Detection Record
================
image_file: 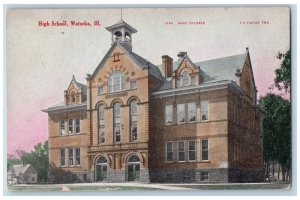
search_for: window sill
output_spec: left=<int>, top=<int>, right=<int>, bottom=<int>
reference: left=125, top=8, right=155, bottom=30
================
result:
left=165, top=123, right=173, bottom=126
left=165, top=161, right=174, bottom=163
left=200, top=160, right=210, bottom=163
left=59, top=133, right=82, bottom=137
left=188, top=121, right=196, bottom=124
left=63, top=165, right=81, bottom=168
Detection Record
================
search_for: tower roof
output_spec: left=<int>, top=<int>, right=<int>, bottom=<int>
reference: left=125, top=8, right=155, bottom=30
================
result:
left=105, top=19, right=137, bottom=33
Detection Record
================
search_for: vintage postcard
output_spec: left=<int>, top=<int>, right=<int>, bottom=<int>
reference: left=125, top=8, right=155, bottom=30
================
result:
left=6, top=7, right=291, bottom=192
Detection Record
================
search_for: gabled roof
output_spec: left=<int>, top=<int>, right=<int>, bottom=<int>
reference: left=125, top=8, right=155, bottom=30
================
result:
left=157, top=52, right=248, bottom=91
left=90, top=42, right=163, bottom=81
left=11, top=164, right=36, bottom=176
left=67, top=75, right=87, bottom=94
left=197, top=53, right=247, bottom=82
left=105, top=19, right=138, bottom=33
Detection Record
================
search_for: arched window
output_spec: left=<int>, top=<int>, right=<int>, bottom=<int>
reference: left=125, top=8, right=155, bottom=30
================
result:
left=127, top=154, right=140, bottom=181
left=113, top=102, right=121, bottom=143
left=114, top=31, right=122, bottom=41
left=98, top=105, right=105, bottom=144
left=125, top=32, right=131, bottom=41
left=96, top=156, right=107, bottom=181
left=128, top=155, right=140, bottom=162
left=130, top=100, right=138, bottom=142
left=182, top=71, right=190, bottom=86
left=108, top=71, right=125, bottom=93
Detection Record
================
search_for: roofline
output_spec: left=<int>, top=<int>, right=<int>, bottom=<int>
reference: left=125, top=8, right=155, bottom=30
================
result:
left=105, top=21, right=138, bottom=33
left=152, top=80, right=247, bottom=98
left=42, top=103, right=87, bottom=114
left=89, top=42, right=151, bottom=80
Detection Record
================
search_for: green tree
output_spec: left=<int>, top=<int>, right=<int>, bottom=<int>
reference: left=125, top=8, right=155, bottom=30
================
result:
left=259, top=93, right=291, bottom=181
left=20, top=141, right=49, bottom=183
left=274, top=50, right=291, bottom=93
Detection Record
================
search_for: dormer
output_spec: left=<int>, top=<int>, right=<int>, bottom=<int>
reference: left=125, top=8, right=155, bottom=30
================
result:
left=64, top=75, right=87, bottom=105
left=172, top=52, right=200, bottom=88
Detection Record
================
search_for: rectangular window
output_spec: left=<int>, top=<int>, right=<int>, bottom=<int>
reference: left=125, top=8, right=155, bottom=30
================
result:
left=68, top=119, right=74, bottom=134
left=75, top=118, right=80, bottom=133
left=114, top=124, right=121, bottom=142
left=130, top=80, right=136, bottom=89
left=165, top=105, right=173, bottom=124
left=190, top=76, right=195, bottom=85
left=177, top=104, right=185, bottom=123
left=75, top=148, right=80, bottom=165
left=131, top=123, right=137, bottom=141
left=166, top=142, right=173, bottom=162
left=59, top=120, right=65, bottom=135
left=201, top=139, right=209, bottom=160
left=201, top=101, right=209, bottom=121
left=99, top=126, right=105, bottom=144
left=200, top=172, right=209, bottom=181
left=68, top=148, right=74, bottom=166
left=176, top=77, right=182, bottom=87
left=97, top=85, right=103, bottom=96
left=99, top=106, right=105, bottom=144
left=60, top=149, right=65, bottom=166
left=178, top=141, right=185, bottom=162
left=188, top=140, right=196, bottom=161
left=188, top=102, right=196, bottom=122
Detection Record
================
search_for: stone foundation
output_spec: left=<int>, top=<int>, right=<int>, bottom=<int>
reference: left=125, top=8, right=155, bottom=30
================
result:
left=49, top=169, right=150, bottom=183
left=149, top=168, right=228, bottom=183
left=49, top=167, right=263, bottom=183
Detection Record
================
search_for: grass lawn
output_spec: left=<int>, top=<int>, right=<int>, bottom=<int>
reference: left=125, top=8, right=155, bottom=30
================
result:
left=166, top=183, right=290, bottom=190
left=8, top=185, right=163, bottom=192
left=7, top=182, right=291, bottom=192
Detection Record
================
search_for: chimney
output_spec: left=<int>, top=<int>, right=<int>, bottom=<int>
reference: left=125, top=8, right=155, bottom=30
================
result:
left=162, top=55, right=173, bottom=78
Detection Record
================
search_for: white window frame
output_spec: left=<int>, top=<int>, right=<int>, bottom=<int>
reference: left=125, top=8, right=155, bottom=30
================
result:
left=98, top=105, right=105, bottom=144
left=130, top=79, right=137, bottom=90
left=177, top=103, right=186, bottom=124
left=108, top=71, right=125, bottom=93
left=67, top=148, right=80, bottom=166
left=177, top=141, right=185, bottom=162
left=200, top=101, right=209, bottom=121
left=130, top=100, right=138, bottom=142
left=188, top=140, right=196, bottom=162
left=187, top=102, right=196, bottom=123
left=201, top=139, right=209, bottom=161
left=67, top=118, right=80, bottom=135
left=75, top=148, right=80, bottom=166
left=165, top=104, right=173, bottom=124
left=60, top=149, right=65, bottom=167
left=166, top=141, right=173, bottom=162
left=68, top=148, right=74, bottom=166
left=59, top=120, right=65, bottom=135
left=182, top=71, right=190, bottom=86
left=97, top=82, right=103, bottom=96
left=113, top=103, right=121, bottom=143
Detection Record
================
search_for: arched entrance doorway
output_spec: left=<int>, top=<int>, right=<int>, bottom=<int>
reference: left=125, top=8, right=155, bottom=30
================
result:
left=95, top=156, right=107, bottom=182
left=127, top=155, right=140, bottom=181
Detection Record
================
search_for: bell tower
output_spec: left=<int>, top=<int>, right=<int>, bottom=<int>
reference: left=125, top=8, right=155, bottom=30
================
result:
left=105, top=18, right=137, bottom=52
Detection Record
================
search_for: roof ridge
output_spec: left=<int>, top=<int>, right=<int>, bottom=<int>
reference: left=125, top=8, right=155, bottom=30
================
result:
left=198, top=52, right=246, bottom=63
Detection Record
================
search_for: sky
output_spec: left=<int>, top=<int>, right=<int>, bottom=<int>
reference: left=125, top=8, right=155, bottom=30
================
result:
left=6, top=7, right=290, bottom=155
